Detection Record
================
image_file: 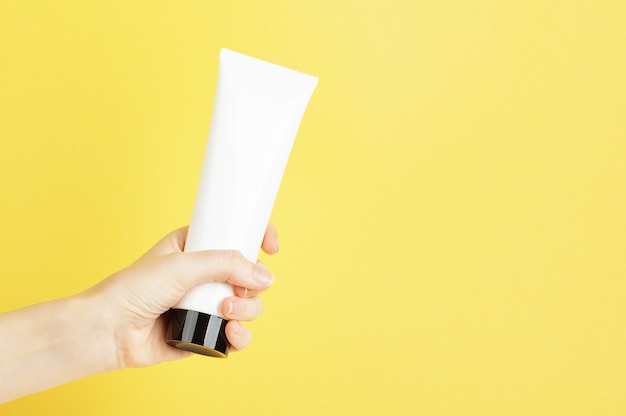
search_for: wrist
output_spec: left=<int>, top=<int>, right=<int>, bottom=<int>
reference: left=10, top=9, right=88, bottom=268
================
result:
left=64, top=292, right=120, bottom=374
left=0, top=294, right=119, bottom=403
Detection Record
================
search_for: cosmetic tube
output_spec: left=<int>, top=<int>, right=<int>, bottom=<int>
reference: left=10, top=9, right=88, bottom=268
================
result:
left=165, top=48, right=317, bottom=357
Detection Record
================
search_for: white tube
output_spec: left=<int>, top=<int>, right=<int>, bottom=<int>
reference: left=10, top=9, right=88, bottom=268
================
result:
left=165, top=48, right=317, bottom=357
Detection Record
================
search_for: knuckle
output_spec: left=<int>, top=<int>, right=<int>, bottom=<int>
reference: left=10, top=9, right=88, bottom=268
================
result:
left=220, top=249, right=239, bottom=266
left=168, top=252, right=187, bottom=269
left=218, top=250, right=245, bottom=282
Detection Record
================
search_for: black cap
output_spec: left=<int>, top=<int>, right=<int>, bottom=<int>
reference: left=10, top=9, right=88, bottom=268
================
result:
left=166, top=309, right=229, bottom=358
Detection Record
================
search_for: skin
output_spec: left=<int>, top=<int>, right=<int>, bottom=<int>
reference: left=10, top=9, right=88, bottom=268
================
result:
left=0, top=224, right=279, bottom=404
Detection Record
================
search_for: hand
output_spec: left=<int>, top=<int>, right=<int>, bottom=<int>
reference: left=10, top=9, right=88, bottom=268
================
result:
left=0, top=225, right=279, bottom=403
left=82, top=224, right=279, bottom=369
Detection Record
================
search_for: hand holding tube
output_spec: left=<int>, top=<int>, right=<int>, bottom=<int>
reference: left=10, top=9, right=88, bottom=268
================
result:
left=0, top=225, right=278, bottom=403
left=87, top=225, right=279, bottom=367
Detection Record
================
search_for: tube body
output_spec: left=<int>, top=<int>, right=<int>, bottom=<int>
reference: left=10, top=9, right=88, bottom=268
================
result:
left=166, top=48, right=317, bottom=357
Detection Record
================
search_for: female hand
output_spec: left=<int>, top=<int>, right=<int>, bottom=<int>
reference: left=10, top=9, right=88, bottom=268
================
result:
left=82, top=224, right=280, bottom=369
left=0, top=225, right=279, bottom=403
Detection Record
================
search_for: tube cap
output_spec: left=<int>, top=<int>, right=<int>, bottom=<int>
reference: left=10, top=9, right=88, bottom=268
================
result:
left=166, top=309, right=230, bottom=358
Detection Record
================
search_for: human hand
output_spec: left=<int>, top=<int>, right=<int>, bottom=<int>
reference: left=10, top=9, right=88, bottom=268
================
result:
left=0, top=225, right=279, bottom=403
left=81, top=225, right=279, bottom=370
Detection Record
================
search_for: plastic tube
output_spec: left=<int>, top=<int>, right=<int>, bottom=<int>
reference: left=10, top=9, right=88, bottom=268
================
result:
left=165, top=48, right=317, bottom=357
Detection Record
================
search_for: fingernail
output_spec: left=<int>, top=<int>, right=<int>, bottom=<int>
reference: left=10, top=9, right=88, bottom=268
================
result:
left=232, top=321, right=239, bottom=334
left=227, top=300, right=234, bottom=314
left=243, top=287, right=248, bottom=296
left=254, top=263, right=274, bottom=286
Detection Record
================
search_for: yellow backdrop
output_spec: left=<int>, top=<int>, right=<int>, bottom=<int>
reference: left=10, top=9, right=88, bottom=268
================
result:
left=1, top=1, right=625, bottom=415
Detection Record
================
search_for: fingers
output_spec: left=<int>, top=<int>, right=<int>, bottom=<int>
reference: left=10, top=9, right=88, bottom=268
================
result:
left=232, top=261, right=273, bottom=297
left=163, top=250, right=274, bottom=293
left=261, top=223, right=279, bottom=255
left=225, top=321, right=252, bottom=352
left=221, top=296, right=263, bottom=322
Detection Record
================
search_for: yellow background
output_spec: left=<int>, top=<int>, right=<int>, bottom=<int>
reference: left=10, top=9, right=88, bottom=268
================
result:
left=1, top=1, right=625, bottom=414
